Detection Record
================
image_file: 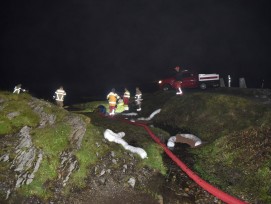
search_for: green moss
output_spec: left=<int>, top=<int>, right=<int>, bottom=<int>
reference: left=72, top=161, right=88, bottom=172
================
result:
left=70, top=124, right=109, bottom=187
left=147, top=89, right=271, bottom=202
left=31, top=123, right=70, bottom=153
left=18, top=123, right=71, bottom=197
left=2, top=89, right=271, bottom=203
left=88, top=113, right=168, bottom=176
left=19, top=158, right=58, bottom=198
left=71, top=100, right=125, bottom=114
left=72, top=101, right=107, bottom=111
left=154, top=92, right=268, bottom=141
left=142, top=143, right=167, bottom=175
left=0, top=99, right=40, bottom=134
left=0, top=117, right=12, bottom=135
left=191, top=126, right=271, bottom=202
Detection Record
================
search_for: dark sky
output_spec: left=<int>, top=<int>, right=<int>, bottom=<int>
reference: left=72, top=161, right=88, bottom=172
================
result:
left=1, top=0, right=271, bottom=103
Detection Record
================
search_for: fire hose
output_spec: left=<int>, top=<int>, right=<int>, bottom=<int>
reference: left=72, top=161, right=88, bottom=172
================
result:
left=108, top=115, right=248, bottom=204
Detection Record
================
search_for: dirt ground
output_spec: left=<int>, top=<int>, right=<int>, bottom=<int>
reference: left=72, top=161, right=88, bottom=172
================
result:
left=51, top=144, right=222, bottom=204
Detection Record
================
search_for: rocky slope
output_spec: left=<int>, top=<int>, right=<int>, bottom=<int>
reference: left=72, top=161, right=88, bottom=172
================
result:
left=1, top=91, right=215, bottom=204
left=1, top=88, right=271, bottom=203
left=0, top=92, right=88, bottom=202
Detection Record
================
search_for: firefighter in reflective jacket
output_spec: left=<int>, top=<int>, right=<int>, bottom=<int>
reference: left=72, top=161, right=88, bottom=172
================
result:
left=54, top=86, right=66, bottom=108
left=13, top=84, right=26, bottom=94
left=173, top=66, right=183, bottom=95
left=123, top=88, right=130, bottom=111
left=135, top=87, right=142, bottom=111
left=107, top=88, right=120, bottom=116
left=174, top=81, right=183, bottom=95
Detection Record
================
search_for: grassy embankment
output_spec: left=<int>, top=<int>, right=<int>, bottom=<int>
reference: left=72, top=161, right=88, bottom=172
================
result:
left=145, top=89, right=271, bottom=203
left=0, top=91, right=167, bottom=201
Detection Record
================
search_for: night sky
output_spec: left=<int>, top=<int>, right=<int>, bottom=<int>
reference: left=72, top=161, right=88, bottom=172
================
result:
left=1, top=0, right=271, bottom=104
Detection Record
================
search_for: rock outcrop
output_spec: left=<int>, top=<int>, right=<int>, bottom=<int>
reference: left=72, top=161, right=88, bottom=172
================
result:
left=0, top=96, right=88, bottom=201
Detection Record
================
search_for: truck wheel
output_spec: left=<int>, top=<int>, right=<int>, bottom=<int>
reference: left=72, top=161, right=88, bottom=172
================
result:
left=200, top=83, right=207, bottom=90
left=162, top=84, right=171, bottom=91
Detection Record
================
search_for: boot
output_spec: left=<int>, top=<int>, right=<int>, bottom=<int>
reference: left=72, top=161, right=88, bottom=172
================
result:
left=176, top=88, right=183, bottom=95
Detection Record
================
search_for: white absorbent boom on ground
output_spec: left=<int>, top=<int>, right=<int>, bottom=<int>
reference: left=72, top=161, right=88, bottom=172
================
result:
left=167, top=134, right=202, bottom=148
left=104, top=129, right=147, bottom=159
left=137, top=109, right=161, bottom=121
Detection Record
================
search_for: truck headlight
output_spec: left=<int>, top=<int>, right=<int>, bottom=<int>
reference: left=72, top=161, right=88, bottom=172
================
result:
left=158, top=80, right=162, bottom=84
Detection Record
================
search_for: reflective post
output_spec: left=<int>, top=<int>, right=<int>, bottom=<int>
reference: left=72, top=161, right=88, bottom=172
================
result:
left=228, top=75, right=231, bottom=87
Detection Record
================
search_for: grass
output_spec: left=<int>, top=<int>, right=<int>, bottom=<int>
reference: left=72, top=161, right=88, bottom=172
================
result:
left=19, top=122, right=71, bottom=197
left=191, top=126, right=271, bottom=202
left=142, top=143, right=167, bottom=175
left=20, top=159, right=58, bottom=198
left=2, top=88, right=271, bottom=203
left=0, top=93, right=40, bottom=135
left=31, top=123, right=71, bottom=153
left=87, top=112, right=168, bottom=175
left=0, top=91, right=77, bottom=198
left=71, top=100, right=107, bottom=112
left=69, top=124, right=109, bottom=187
left=144, top=89, right=271, bottom=203
left=153, top=92, right=269, bottom=141
left=71, top=100, right=125, bottom=113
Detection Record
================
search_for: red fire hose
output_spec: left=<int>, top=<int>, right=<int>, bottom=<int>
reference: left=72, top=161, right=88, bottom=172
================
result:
left=114, top=117, right=248, bottom=204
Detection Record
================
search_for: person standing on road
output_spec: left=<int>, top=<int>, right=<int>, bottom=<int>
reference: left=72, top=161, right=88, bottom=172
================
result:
left=54, top=86, right=66, bottom=108
left=107, top=88, right=120, bottom=116
left=123, top=88, right=130, bottom=111
left=135, top=87, right=143, bottom=111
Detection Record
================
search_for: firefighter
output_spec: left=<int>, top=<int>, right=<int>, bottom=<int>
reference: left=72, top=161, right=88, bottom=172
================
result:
left=107, top=88, right=120, bottom=116
left=13, top=84, right=26, bottom=94
left=54, top=86, right=66, bottom=108
left=174, top=66, right=181, bottom=73
left=174, top=81, right=183, bottom=95
left=135, top=87, right=142, bottom=111
left=173, top=66, right=183, bottom=95
left=123, top=88, right=130, bottom=111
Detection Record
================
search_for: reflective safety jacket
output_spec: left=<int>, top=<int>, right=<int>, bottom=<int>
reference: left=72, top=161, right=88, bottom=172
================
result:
left=135, top=89, right=142, bottom=101
left=123, top=90, right=130, bottom=99
left=55, top=89, right=66, bottom=101
left=13, top=85, right=25, bottom=94
left=13, top=86, right=22, bottom=94
left=107, top=92, right=120, bottom=106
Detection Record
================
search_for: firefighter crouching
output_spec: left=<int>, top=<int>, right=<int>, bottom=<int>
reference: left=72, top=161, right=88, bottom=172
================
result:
left=54, top=86, right=66, bottom=108
left=107, top=88, right=120, bottom=116
left=13, top=84, right=26, bottom=94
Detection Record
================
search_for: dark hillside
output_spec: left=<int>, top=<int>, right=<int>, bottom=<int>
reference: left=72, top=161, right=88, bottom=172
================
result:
left=70, top=87, right=271, bottom=203
left=1, top=88, right=271, bottom=203
left=142, top=88, right=271, bottom=203
left=153, top=91, right=269, bottom=141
